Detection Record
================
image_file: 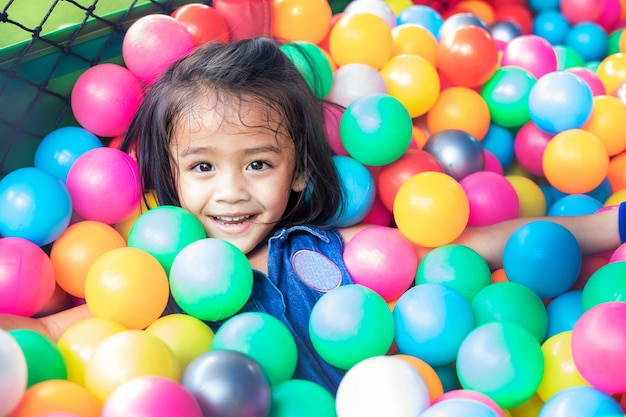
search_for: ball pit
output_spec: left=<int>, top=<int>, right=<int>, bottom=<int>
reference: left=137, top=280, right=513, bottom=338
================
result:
left=5, top=0, right=626, bottom=415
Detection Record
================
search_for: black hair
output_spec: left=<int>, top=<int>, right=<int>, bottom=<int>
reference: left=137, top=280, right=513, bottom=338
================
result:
left=120, top=37, right=343, bottom=229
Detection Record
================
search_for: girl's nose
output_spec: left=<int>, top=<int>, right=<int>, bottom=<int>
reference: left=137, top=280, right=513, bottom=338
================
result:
left=212, top=170, right=249, bottom=203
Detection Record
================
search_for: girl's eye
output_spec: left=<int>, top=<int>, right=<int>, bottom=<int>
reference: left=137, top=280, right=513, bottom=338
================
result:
left=193, top=162, right=213, bottom=172
left=248, top=161, right=269, bottom=171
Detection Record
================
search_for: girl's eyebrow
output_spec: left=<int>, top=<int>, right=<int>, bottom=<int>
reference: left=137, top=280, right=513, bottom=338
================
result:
left=177, top=144, right=284, bottom=158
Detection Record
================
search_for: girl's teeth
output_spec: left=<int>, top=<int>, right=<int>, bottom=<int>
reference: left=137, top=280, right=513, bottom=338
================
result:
left=215, top=215, right=250, bottom=222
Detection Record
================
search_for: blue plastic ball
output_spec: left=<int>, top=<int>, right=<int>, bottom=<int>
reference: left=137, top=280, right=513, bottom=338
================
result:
left=34, top=126, right=103, bottom=183
left=538, top=386, right=623, bottom=417
left=0, top=167, right=72, bottom=246
left=330, top=155, right=375, bottom=227
left=393, top=283, right=475, bottom=367
left=565, top=22, right=609, bottom=63
left=502, top=220, right=582, bottom=299
left=481, top=123, right=515, bottom=170
left=396, top=5, right=444, bottom=38
left=547, top=194, right=603, bottom=216
left=532, top=10, right=570, bottom=46
left=545, top=290, right=583, bottom=339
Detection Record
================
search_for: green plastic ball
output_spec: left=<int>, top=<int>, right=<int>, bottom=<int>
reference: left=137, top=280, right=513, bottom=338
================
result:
left=481, top=66, right=536, bottom=128
left=9, top=329, right=67, bottom=386
left=582, top=261, right=626, bottom=311
left=270, top=379, right=337, bottom=417
left=280, top=41, right=333, bottom=100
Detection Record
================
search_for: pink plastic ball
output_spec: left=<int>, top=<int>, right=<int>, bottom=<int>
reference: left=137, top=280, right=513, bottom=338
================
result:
left=323, top=102, right=348, bottom=157
left=101, top=376, right=202, bottom=417
left=0, top=237, right=56, bottom=316
left=433, top=389, right=507, bottom=417
left=71, top=64, right=144, bottom=137
left=122, top=14, right=194, bottom=84
left=460, top=171, right=520, bottom=227
left=361, top=194, right=392, bottom=226
left=566, top=67, right=606, bottom=96
left=483, top=150, right=504, bottom=175
left=609, top=242, right=626, bottom=262
left=343, top=226, right=417, bottom=301
left=501, top=34, right=558, bottom=79
left=326, top=63, right=388, bottom=108
left=597, top=0, right=622, bottom=32
left=514, top=121, right=554, bottom=177
left=572, top=301, right=626, bottom=393
left=560, top=0, right=604, bottom=24
left=66, top=147, right=141, bottom=225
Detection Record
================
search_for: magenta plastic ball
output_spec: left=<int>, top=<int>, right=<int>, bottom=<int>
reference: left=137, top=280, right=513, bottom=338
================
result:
left=514, top=121, right=553, bottom=176
left=323, top=103, right=348, bottom=157
left=460, top=171, right=520, bottom=227
left=483, top=150, right=504, bottom=174
left=343, top=226, right=417, bottom=301
left=102, top=376, right=203, bottom=417
left=326, top=63, right=389, bottom=108
left=560, top=0, right=604, bottom=24
left=501, top=34, right=558, bottom=79
left=571, top=301, right=626, bottom=393
left=0, top=237, right=56, bottom=316
left=122, top=14, right=194, bottom=84
left=66, top=147, right=141, bottom=224
left=71, top=63, right=144, bottom=137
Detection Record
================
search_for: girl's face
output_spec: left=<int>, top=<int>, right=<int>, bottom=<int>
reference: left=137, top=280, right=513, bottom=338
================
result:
left=170, top=98, right=305, bottom=255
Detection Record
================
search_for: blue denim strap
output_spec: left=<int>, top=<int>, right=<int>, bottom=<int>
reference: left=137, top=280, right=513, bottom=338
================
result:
left=619, top=202, right=626, bottom=243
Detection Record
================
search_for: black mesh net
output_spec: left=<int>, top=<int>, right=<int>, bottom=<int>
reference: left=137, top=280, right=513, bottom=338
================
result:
left=0, top=0, right=210, bottom=178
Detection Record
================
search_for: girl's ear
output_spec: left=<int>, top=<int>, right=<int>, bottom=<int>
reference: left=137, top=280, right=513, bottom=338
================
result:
left=291, top=172, right=307, bottom=193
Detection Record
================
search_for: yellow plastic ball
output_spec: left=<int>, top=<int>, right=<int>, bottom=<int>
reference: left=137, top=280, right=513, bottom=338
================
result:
left=582, top=95, right=626, bottom=156
left=391, top=24, right=438, bottom=65
left=393, top=171, right=469, bottom=248
left=505, top=175, right=547, bottom=217
left=596, top=52, right=626, bottom=95
left=271, top=0, right=332, bottom=44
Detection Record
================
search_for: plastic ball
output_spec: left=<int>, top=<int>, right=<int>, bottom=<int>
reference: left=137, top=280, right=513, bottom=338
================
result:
left=66, top=147, right=141, bottom=225
left=461, top=171, right=520, bottom=227
left=532, top=10, right=570, bottom=46
left=9, top=379, right=102, bottom=417
left=471, top=281, right=548, bottom=343
left=101, top=376, right=202, bottom=417
left=415, top=244, right=492, bottom=302
left=84, top=247, right=170, bottom=329
left=501, top=34, right=558, bottom=79
left=270, top=379, right=336, bottom=417
left=128, top=205, right=206, bottom=275
left=581, top=260, right=626, bottom=310
left=505, top=175, right=547, bottom=217
left=122, top=14, right=194, bottom=84
left=542, top=129, right=609, bottom=194
left=391, top=23, right=438, bottom=64
left=393, top=171, right=470, bottom=247
left=335, top=355, right=430, bottom=417
left=393, top=283, right=475, bottom=366
left=494, top=3, right=533, bottom=34
left=280, top=41, right=333, bottom=99
left=343, top=226, right=418, bottom=301
left=34, top=126, right=103, bottom=183
left=9, top=329, right=67, bottom=387
left=397, top=5, right=444, bottom=37
left=340, top=93, right=413, bottom=166
left=480, top=66, right=536, bottom=128
left=437, top=12, right=489, bottom=40
left=548, top=194, right=603, bottom=216
left=343, top=0, right=396, bottom=27
left=608, top=151, right=626, bottom=191
left=85, top=330, right=180, bottom=402
left=490, top=19, right=523, bottom=43
left=422, top=129, right=485, bottom=181
left=597, top=0, right=622, bottom=32
left=379, top=54, right=441, bottom=118
left=514, top=121, right=553, bottom=177
left=0, top=167, right=72, bottom=246
left=420, top=398, right=501, bottom=417
left=554, top=44, right=586, bottom=70
left=426, top=86, right=491, bottom=140
left=50, top=220, right=127, bottom=298
left=330, top=156, right=376, bottom=227
left=323, top=103, right=348, bottom=156
left=538, top=386, right=623, bottom=417
left=537, top=331, right=591, bottom=403
left=393, top=354, right=444, bottom=402
left=145, top=314, right=214, bottom=372
left=169, top=238, right=253, bottom=322
left=456, top=322, right=544, bottom=409
left=0, top=237, right=56, bottom=316
left=433, top=389, right=506, bottom=417
left=326, top=63, right=388, bottom=108
left=112, top=189, right=159, bottom=241
left=182, top=350, right=271, bottom=417
left=582, top=94, right=626, bottom=156
left=560, top=0, right=604, bottom=24
left=376, top=149, right=444, bottom=212
left=566, top=22, right=609, bottom=63
left=565, top=67, right=606, bottom=96
left=272, top=0, right=331, bottom=44
left=502, top=220, right=582, bottom=299
left=481, top=123, right=515, bottom=170
left=71, top=63, right=144, bottom=137
left=309, top=284, right=394, bottom=370
left=211, top=312, right=297, bottom=385
left=361, top=193, right=392, bottom=226
left=0, top=329, right=27, bottom=417
left=594, top=52, right=626, bottom=96
left=57, top=317, right=127, bottom=386
left=437, top=25, right=499, bottom=88
left=171, top=3, right=229, bottom=46
left=328, top=12, right=393, bottom=69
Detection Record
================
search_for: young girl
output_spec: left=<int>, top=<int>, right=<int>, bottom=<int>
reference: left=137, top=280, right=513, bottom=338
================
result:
left=0, top=37, right=624, bottom=395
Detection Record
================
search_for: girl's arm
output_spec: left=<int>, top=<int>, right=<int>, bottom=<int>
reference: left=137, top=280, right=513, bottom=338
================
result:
left=0, top=304, right=93, bottom=342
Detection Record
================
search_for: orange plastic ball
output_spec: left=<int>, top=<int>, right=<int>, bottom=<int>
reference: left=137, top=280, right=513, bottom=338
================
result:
left=426, top=86, right=491, bottom=140
left=582, top=95, right=626, bottom=156
left=596, top=52, right=626, bottom=95
left=271, top=0, right=331, bottom=44
left=393, top=171, right=470, bottom=248
left=329, top=12, right=393, bottom=69
left=608, top=150, right=626, bottom=192
left=84, top=247, right=169, bottom=329
left=9, top=379, right=102, bottom=417
left=542, top=129, right=610, bottom=194
left=57, top=317, right=127, bottom=386
left=505, top=175, right=547, bottom=217
left=448, top=1, right=496, bottom=25
left=50, top=221, right=127, bottom=298
left=391, top=24, right=438, bottom=65
left=380, top=54, right=440, bottom=118
left=394, top=354, right=444, bottom=402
